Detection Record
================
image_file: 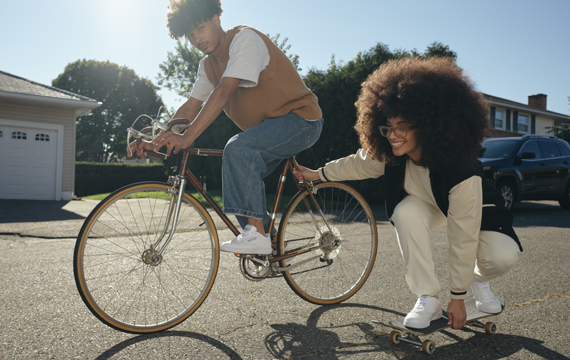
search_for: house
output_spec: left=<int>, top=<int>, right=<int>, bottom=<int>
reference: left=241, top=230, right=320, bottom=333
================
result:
left=0, top=71, right=100, bottom=201
left=484, top=93, right=569, bottom=138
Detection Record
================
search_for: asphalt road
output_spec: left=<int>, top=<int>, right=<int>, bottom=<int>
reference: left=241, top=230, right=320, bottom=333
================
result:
left=0, top=199, right=569, bottom=359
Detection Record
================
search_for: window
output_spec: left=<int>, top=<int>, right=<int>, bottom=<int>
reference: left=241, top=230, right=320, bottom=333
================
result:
left=12, top=131, right=27, bottom=140
left=480, top=139, right=520, bottom=158
left=517, top=114, right=529, bottom=133
left=35, top=133, right=50, bottom=142
left=519, top=141, right=541, bottom=159
left=495, top=109, right=505, bottom=129
left=540, top=141, right=561, bottom=158
left=557, top=142, right=570, bottom=156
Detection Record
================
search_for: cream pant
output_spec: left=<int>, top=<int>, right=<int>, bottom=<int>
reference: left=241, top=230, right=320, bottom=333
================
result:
left=391, top=194, right=521, bottom=297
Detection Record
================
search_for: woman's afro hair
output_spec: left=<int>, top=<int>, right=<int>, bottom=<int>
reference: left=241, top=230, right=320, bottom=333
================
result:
left=354, top=56, right=489, bottom=171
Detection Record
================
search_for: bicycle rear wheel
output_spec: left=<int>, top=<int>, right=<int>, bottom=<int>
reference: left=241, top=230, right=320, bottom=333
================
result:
left=278, top=182, right=378, bottom=305
left=74, top=182, right=219, bottom=333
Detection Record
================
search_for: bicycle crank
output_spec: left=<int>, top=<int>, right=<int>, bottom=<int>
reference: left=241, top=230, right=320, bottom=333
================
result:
left=239, top=255, right=277, bottom=281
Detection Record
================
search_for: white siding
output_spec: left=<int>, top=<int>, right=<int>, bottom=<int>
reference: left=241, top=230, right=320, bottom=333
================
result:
left=535, top=116, right=554, bottom=135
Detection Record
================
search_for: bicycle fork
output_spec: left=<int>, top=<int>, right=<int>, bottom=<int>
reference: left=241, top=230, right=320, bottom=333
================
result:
left=142, top=175, right=188, bottom=266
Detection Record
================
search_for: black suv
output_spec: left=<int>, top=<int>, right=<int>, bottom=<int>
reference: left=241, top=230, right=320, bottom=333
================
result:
left=478, top=135, right=570, bottom=210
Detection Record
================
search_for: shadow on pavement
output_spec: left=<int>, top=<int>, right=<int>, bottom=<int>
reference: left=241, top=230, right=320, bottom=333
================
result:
left=511, top=201, right=570, bottom=229
left=94, top=330, right=243, bottom=360
left=264, top=303, right=569, bottom=359
left=0, top=200, right=86, bottom=223
left=266, top=303, right=399, bottom=359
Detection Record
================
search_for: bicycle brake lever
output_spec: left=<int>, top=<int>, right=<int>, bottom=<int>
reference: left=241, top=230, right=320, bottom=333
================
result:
left=152, top=121, right=168, bottom=138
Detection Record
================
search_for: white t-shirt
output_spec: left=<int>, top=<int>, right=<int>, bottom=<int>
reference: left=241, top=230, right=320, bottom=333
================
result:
left=190, top=29, right=270, bottom=102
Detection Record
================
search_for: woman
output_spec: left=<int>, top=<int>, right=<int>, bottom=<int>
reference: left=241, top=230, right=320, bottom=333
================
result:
left=294, top=57, right=522, bottom=330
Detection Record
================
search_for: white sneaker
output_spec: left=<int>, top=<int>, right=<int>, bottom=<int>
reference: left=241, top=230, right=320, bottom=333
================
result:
left=470, top=281, right=502, bottom=313
left=403, top=295, right=443, bottom=329
left=220, top=225, right=272, bottom=254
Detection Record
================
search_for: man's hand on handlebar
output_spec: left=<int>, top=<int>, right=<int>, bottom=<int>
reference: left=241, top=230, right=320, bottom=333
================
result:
left=152, top=131, right=194, bottom=157
left=126, top=117, right=194, bottom=158
left=127, top=139, right=155, bottom=158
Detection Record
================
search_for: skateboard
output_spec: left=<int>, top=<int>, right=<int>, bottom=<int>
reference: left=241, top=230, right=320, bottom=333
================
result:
left=373, top=298, right=504, bottom=354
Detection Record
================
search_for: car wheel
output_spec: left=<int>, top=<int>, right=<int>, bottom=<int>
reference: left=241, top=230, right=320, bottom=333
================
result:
left=496, top=181, right=515, bottom=210
left=559, top=183, right=570, bottom=210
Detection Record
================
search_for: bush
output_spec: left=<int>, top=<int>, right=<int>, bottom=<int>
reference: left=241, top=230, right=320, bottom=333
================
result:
left=75, top=162, right=168, bottom=196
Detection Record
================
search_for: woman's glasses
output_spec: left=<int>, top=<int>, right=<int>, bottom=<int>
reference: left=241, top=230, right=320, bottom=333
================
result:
left=378, top=125, right=415, bottom=138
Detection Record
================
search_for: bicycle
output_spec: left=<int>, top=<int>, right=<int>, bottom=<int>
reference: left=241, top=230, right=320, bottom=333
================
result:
left=73, top=110, right=378, bottom=334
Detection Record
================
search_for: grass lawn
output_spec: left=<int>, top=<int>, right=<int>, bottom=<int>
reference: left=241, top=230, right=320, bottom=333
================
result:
left=82, top=190, right=293, bottom=212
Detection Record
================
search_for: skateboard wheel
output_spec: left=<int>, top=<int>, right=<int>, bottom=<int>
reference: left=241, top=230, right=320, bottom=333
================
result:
left=422, top=340, right=436, bottom=355
left=485, top=321, right=497, bottom=334
left=388, top=330, right=401, bottom=344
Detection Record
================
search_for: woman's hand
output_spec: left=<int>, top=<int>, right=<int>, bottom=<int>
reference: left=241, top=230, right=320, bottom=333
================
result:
left=293, top=164, right=320, bottom=182
left=446, top=299, right=467, bottom=329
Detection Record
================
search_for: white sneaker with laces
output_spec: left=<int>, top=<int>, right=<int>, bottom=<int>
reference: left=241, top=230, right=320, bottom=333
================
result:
left=220, top=225, right=272, bottom=254
left=403, top=295, right=443, bottom=329
left=470, top=281, right=502, bottom=313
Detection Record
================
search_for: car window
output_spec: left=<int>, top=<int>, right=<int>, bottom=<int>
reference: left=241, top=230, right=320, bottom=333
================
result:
left=557, top=142, right=570, bottom=156
left=518, top=141, right=541, bottom=159
left=539, top=141, right=561, bottom=158
left=480, top=140, right=520, bottom=158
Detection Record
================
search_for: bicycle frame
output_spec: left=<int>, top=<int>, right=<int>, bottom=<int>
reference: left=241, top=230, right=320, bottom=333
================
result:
left=145, top=145, right=336, bottom=266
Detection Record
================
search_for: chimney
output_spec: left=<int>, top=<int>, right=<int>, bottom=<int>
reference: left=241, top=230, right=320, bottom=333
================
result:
left=528, top=94, right=547, bottom=110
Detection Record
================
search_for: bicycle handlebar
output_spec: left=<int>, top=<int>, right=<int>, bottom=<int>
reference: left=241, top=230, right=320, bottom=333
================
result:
left=127, top=111, right=224, bottom=160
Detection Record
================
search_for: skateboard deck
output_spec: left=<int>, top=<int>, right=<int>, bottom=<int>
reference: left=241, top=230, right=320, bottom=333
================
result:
left=373, top=298, right=504, bottom=354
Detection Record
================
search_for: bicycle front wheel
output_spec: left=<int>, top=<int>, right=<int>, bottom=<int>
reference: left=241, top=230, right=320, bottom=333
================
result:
left=74, top=182, right=219, bottom=333
left=278, top=182, right=378, bottom=305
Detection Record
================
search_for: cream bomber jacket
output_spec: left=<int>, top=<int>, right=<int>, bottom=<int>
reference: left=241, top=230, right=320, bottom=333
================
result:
left=317, top=149, right=483, bottom=299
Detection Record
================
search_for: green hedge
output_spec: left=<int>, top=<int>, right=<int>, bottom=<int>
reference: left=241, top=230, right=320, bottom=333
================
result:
left=75, top=162, right=167, bottom=196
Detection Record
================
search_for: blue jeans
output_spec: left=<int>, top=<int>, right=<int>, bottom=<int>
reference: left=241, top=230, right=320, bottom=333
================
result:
left=222, top=113, right=323, bottom=232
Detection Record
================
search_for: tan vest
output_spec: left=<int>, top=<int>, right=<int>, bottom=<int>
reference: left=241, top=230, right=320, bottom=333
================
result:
left=203, top=26, right=322, bottom=130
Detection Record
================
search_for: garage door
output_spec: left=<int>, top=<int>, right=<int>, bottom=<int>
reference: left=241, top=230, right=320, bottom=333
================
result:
left=0, top=124, right=58, bottom=200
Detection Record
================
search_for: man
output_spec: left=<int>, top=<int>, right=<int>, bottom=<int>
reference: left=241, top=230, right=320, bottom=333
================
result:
left=133, top=0, right=323, bottom=254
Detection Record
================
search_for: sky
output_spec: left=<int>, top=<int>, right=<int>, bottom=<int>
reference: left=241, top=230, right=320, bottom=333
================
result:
left=1, top=0, right=569, bottom=116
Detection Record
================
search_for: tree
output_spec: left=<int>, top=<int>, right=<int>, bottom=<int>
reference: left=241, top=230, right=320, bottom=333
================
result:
left=268, top=33, right=301, bottom=71
left=53, top=60, right=164, bottom=162
left=157, top=40, right=203, bottom=99
left=545, top=97, right=570, bottom=143
left=423, top=41, right=457, bottom=60
left=392, top=41, right=457, bottom=60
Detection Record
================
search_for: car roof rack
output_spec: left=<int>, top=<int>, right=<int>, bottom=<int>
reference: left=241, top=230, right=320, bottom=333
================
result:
left=521, top=134, right=558, bottom=140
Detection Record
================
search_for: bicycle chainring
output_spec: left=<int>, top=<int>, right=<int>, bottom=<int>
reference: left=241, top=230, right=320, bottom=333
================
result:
left=239, top=256, right=273, bottom=282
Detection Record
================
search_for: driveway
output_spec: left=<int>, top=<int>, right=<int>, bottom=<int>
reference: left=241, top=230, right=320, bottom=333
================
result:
left=0, top=199, right=99, bottom=238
